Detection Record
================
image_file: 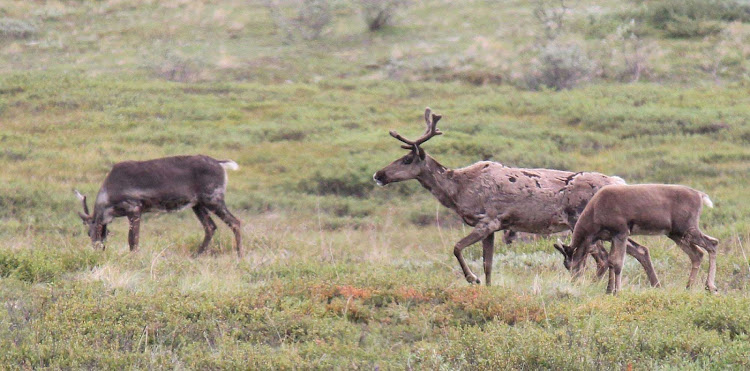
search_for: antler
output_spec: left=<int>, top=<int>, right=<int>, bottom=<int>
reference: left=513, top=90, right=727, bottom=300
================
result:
left=74, top=189, right=90, bottom=218
left=389, top=107, right=443, bottom=150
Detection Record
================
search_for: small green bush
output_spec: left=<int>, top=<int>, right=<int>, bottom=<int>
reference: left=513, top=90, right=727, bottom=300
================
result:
left=359, top=0, right=409, bottom=31
left=629, top=0, right=750, bottom=38
left=297, top=0, right=332, bottom=40
left=528, top=42, right=594, bottom=91
left=153, top=51, right=205, bottom=83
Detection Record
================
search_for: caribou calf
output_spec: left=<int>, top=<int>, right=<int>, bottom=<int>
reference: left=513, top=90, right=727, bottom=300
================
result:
left=75, top=155, right=242, bottom=257
left=555, top=184, right=718, bottom=294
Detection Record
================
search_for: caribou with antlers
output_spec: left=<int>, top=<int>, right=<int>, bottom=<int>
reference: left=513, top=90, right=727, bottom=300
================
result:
left=75, top=155, right=243, bottom=256
left=373, top=107, right=660, bottom=286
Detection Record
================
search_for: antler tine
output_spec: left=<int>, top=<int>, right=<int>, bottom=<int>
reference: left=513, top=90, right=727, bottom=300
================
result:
left=389, top=130, right=416, bottom=147
left=74, top=189, right=90, bottom=216
left=412, top=108, right=443, bottom=147
left=388, top=107, right=444, bottom=150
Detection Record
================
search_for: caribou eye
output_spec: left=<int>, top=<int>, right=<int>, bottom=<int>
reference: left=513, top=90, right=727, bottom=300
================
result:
left=401, top=156, right=414, bottom=165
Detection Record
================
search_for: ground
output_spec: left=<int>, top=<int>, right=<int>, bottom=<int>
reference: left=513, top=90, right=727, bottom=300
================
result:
left=1, top=0, right=750, bottom=368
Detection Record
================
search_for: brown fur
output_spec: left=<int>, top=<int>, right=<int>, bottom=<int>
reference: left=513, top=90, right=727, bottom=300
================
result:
left=75, top=155, right=242, bottom=257
left=557, top=184, right=718, bottom=294
left=374, top=108, right=659, bottom=286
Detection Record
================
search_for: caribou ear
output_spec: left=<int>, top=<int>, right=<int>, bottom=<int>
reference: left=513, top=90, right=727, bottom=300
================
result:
left=417, top=147, right=426, bottom=161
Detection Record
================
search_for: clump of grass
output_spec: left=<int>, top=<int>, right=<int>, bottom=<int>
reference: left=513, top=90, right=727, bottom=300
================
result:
left=0, top=18, right=38, bottom=39
left=359, top=0, right=409, bottom=31
left=265, top=0, right=333, bottom=41
left=297, top=0, right=332, bottom=40
left=153, top=51, right=205, bottom=83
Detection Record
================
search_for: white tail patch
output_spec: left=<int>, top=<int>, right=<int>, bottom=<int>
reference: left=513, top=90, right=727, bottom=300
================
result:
left=701, top=193, right=714, bottom=208
left=610, top=176, right=627, bottom=185
left=219, top=160, right=239, bottom=171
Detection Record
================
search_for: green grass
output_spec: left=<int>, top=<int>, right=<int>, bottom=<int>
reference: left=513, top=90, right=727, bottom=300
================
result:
left=2, top=0, right=750, bottom=368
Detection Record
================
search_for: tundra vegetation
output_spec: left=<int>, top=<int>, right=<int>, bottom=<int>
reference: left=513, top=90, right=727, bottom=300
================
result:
left=1, top=0, right=750, bottom=368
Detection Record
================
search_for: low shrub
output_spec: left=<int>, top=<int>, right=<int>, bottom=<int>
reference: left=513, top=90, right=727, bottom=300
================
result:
left=627, top=0, right=750, bottom=38
left=359, top=0, right=409, bottom=31
left=0, top=18, right=38, bottom=39
left=296, top=0, right=332, bottom=40
left=153, top=51, right=205, bottom=83
left=0, top=247, right=100, bottom=283
left=527, top=42, right=594, bottom=90
left=266, top=0, right=333, bottom=41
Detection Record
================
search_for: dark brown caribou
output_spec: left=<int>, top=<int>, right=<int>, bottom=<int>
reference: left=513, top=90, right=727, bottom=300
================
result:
left=75, top=155, right=242, bottom=257
left=373, top=107, right=659, bottom=286
left=554, top=184, right=718, bottom=294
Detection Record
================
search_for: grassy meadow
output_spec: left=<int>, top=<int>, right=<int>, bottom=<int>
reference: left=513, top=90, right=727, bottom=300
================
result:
left=2, top=0, right=750, bottom=368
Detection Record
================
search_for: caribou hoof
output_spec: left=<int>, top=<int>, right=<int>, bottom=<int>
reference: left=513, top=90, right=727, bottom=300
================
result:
left=705, top=285, right=718, bottom=294
left=465, top=274, right=481, bottom=284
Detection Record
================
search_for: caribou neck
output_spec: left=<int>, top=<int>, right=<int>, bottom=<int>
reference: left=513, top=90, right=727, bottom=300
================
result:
left=415, top=157, right=459, bottom=210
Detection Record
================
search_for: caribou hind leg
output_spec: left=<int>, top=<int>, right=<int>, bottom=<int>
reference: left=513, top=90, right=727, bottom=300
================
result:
left=192, top=205, right=217, bottom=256
left=685, top=228, right=719, bottom=292
left=207, top=202, right=243, bottom=258
left=670, top=234, right=704, bottom=290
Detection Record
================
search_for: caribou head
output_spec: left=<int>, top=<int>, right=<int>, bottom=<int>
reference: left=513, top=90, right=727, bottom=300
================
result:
left=75, top=189, right=108, bottom=248
left=373, top=107, right=443, bottom=186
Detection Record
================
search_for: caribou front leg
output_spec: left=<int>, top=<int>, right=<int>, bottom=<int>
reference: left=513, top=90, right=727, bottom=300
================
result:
left=453, top=223, right=497, bottom=285
left=625, top=238, right=661, bottom=287
left=127, top=211, right=141, bottom=252
left=482, top=233, right=495, bottom=286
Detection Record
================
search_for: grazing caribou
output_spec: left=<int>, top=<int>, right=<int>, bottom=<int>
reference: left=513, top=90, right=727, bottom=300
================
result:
left=373, top=108, right=659, bottom=286
left=75, top=155, right=243, bottom=257
left=554, top=184, right=718, bottom=294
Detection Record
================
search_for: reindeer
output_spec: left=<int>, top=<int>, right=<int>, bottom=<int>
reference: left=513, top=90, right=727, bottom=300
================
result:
left=373, top=108, right=659, bottom=286
left=75, top=155, right=243, bottom=257
left=554, top=184, right=718, bottom=294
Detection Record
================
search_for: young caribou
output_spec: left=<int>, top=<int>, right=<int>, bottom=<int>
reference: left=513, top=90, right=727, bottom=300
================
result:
left=75, top=155, right=243, bottom=256
left=554, top=184, right=718, bottom=294
left=373, top=108, right=659, bottom=286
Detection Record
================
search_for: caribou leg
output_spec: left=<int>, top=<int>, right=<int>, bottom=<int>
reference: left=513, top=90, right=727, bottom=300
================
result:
left=685, top=229, right=719, bottom=292
left=127, top=211, right=141, bottom=252
left=590, top=241, right=610, bottom=280
left=453, top=223, right=497, bottom=284
left=192, top=205, right=217, bottom=256
left=625, top=239, right=661, bottom=287
left=586, top=239, right=661, bottom=288
left=482, top=233, right=495, bottom=286
left=502, top=230, right=517, bottom=245
left=670, top=234, right=704, bottom=290
left=209, top=202, right=243, bottom=258
left=607, top=235, right=628, bottom=294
